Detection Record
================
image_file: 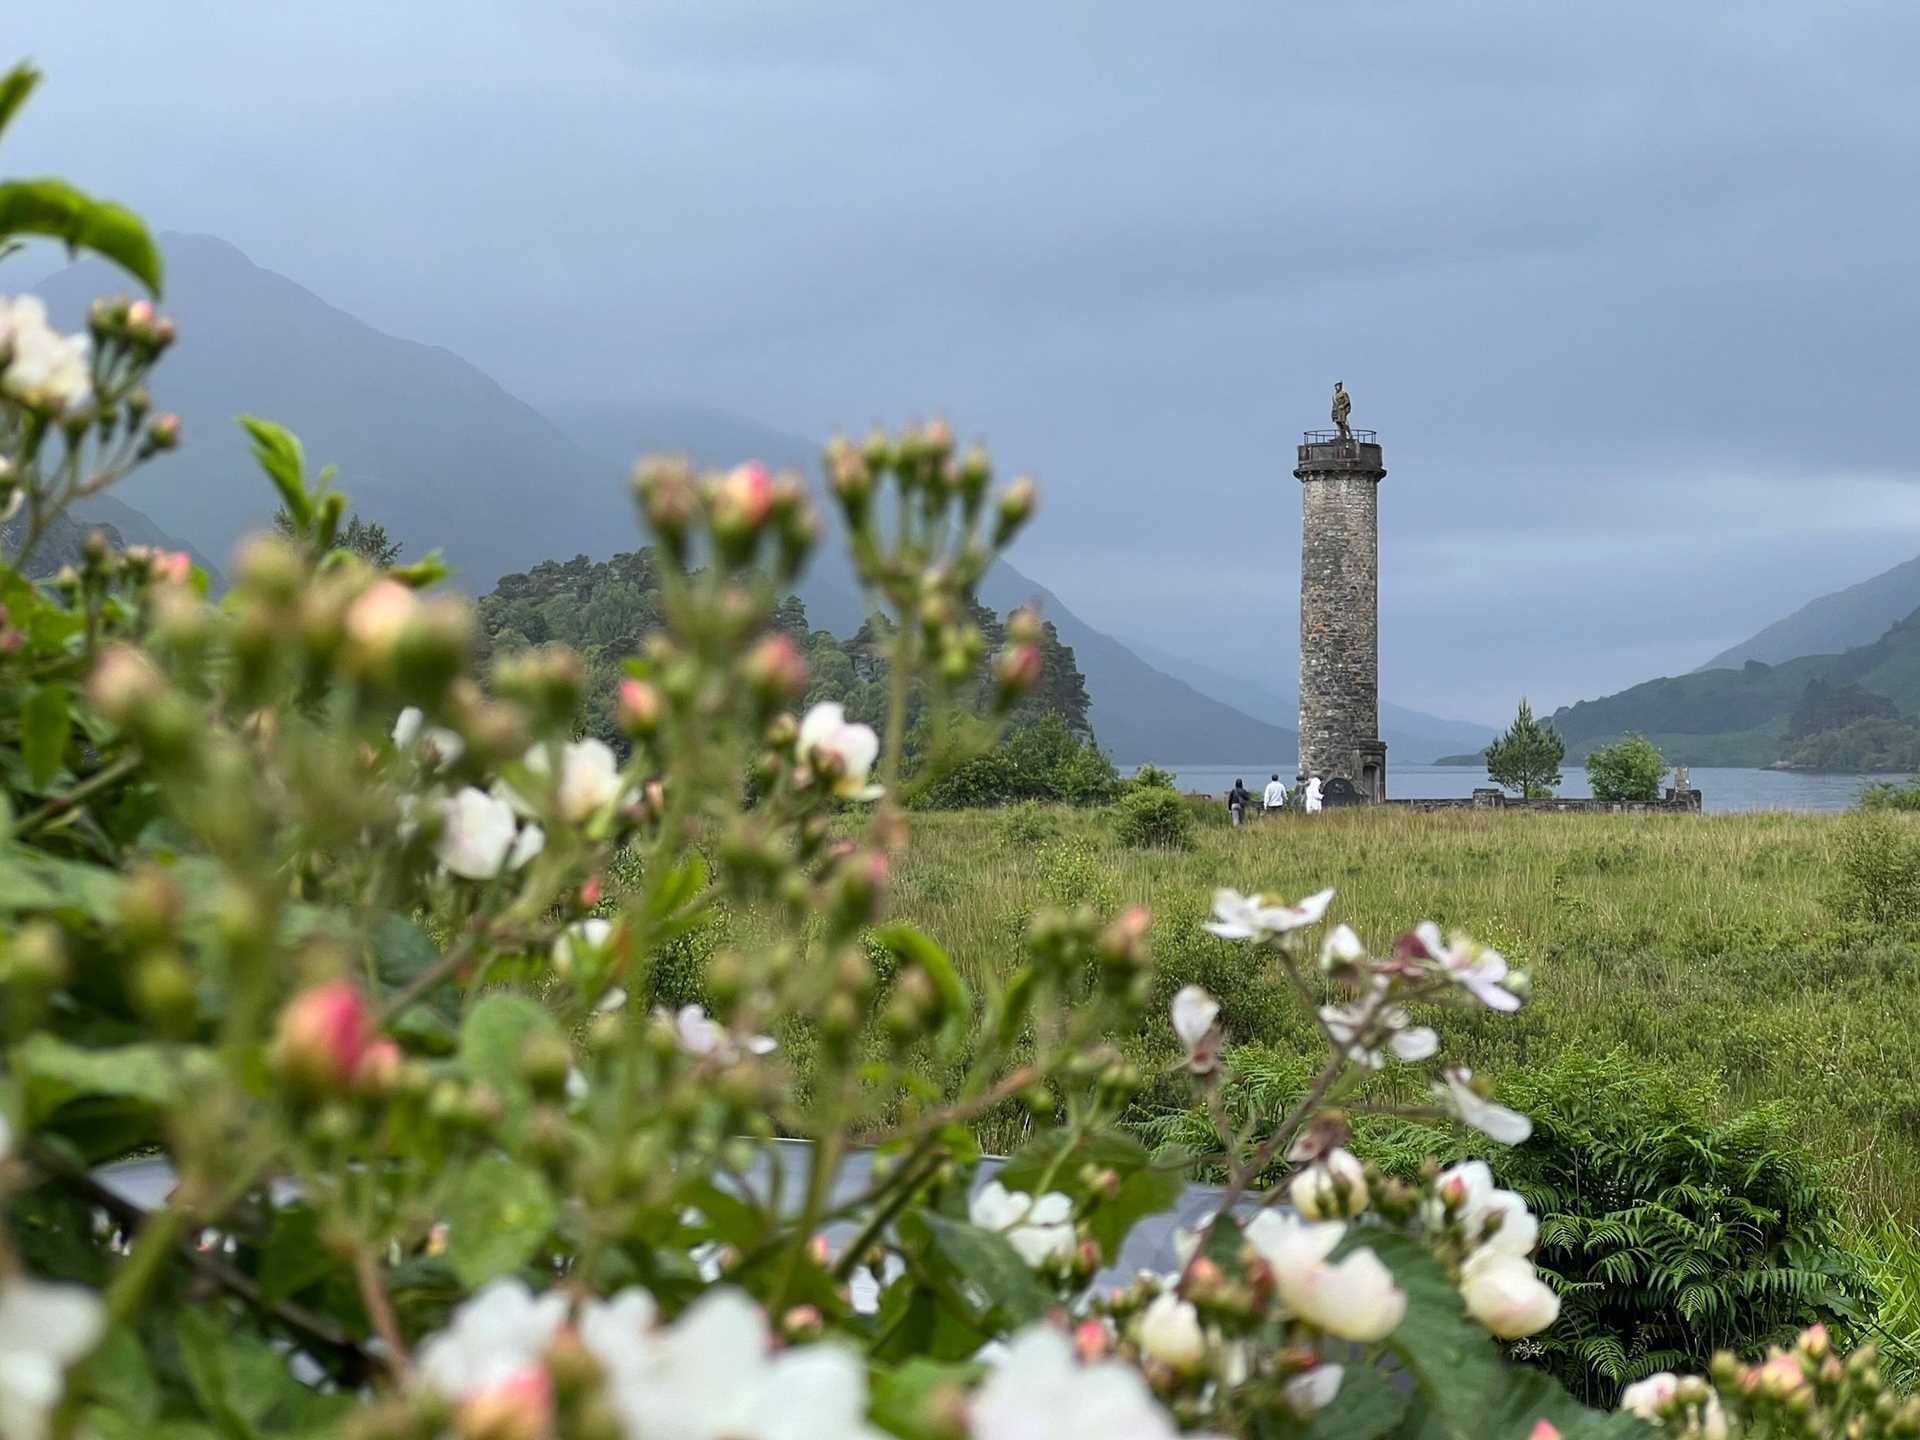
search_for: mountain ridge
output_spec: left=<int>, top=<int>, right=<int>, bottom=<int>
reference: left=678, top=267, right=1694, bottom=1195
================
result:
left=1698, top=552, right=1920, bottom=672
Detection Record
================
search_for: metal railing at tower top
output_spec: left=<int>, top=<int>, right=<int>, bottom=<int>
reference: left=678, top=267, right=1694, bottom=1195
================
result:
left=1301, top=428, right=1378, bottom=444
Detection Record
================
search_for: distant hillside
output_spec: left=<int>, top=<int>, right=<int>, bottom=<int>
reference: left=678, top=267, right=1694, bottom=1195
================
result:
left=34, top=235, right=1294, bottom=766
left=37, top=235, right=621, bottom=592
left=562, top=406, right=1299, bottom=767
left=1547, top=606, right=1920, bottom=767
left=1122, top=638, right=1497, bottom=764
left=3, top=492, right=223, bottom=587
left=1700, top=553, right=1920, bottom=671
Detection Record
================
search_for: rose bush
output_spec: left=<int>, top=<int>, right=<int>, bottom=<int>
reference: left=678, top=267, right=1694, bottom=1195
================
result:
left=0, top=56, right=1819, bottom=1440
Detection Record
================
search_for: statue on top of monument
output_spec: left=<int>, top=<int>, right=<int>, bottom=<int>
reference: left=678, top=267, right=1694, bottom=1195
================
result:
left=1331, top=381, right=1352, bottom=442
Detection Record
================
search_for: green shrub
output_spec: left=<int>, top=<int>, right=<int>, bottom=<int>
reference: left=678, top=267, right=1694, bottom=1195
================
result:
left=916, top=711, right=1118, bottom=808
left=1113, top=786, right=1194, bottom=849
left=1480, top=1049, right=1869, bottom=1404
left=1125, top=762, right=1177, bottom=791
left=1585, top=734, right=1667, bottom=802
left=1861, top=777, right=1920, bottom=812
left=998, top=799, right=1057, bottom=846
left=1835, top=814, right=1920, bottom=927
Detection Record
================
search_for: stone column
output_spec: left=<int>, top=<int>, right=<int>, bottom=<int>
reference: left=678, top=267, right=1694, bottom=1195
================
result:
left=1296, top=433, right=1387, bottom=801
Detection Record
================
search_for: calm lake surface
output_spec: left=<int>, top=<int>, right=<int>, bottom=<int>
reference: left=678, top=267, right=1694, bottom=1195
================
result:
left=1153, top=763, right=1908, bottom=815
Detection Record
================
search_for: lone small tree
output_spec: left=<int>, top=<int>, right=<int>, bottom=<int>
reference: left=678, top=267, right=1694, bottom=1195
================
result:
left=1486, top=697, right=1564, bottom=798
left=272, top=505, right=404, bottom=568
left=1586, top=733, right=1668, bottom=802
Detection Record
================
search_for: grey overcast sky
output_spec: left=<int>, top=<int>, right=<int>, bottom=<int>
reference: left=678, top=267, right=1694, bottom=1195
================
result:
left=11, top=1, right=1920, bottom=720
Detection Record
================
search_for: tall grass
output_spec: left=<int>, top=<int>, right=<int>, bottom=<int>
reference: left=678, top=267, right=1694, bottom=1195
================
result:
left=866, top=805, right=1920, bottom=1225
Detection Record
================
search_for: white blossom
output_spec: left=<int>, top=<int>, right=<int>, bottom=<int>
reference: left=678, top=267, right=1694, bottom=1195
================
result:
left=524, top=738, right=623, bottom=824
left=1427, top=1160, right=1538, bottom=1260
left=1203, top=887, right=1334, bottom=942
left=1620, top=1373, right=1681, bottom=1422
left=1319, top=982, right=1438, bottom=1069
left=551, top=918, right=613, bottom=974
left=392, top=706, right=464, bottom=766
left=970, top=1181, right=1076, bottom=1269
left=0, top=296, right=91, bottom=414
left=797, top=702, right=884, bottom=801
left=1436, top=1068, right=1533, bottom=1145
left=435, top=787, right=522, bottom=879
left=416, top=1278, right=567, bottom=1404
left=1411, top=922, right=1522, bottom=1012
left=1459, top=1251, right=1561, bottom=1338
left=1246, top=1213, right=1406, bottom=1343
left=581, top=1285, right=888, bottom=1440
left=0, top=1274, right=105, bottom=1440
left=1283, top=1363, right=1345, bottom=1416
left=1320, top=923, right=1366, bottom=968
left=971, top=1325, right=1186, bottom=1440
left=1169, top=985, right=1220, bottom=1071
left=507, top=822, right=545, bottom=870
left=1135, top=1292, right=1206, bottom=1371
left=672, top=1003, right=776, bottom=1063
left=1290, top=1147, right=1370, bottom=1220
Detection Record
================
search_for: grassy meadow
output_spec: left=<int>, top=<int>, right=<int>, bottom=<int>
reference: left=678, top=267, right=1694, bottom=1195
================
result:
left=870, top=802, right=1920, bottom=1226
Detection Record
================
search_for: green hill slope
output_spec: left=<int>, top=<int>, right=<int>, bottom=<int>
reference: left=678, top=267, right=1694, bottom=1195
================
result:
left=1549, top=610, right=1920, bottom=768
left=1699, top=553, right=1920, bottom=671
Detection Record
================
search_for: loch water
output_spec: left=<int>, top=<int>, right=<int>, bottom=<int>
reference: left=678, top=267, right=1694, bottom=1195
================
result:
left=1154, top=763, right=1907, bottom=815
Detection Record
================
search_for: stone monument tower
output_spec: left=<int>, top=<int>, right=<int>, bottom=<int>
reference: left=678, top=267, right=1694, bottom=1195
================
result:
left=1295, top=383, right=1387, bottom=802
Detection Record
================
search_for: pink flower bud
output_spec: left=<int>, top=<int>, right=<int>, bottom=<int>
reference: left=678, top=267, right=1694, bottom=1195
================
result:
left=713, top=461, right=775, bottom=535
left=145, top=412, right=183, bottom=451
left=995, top=643, right=1042, bottom=697
left=88, top=644, right=165, bottom=723
left=273, top=980, right=375, bottom=1093
left=993, top=475, right=1038, bottom=545
left=742, top=633, right=809, bottom=702
left=617, top=678, right=663, bottom=735
left=1073, top=1317, right=1111, bottom=1362
left=580, top=876, right=603, bottom=908
left=1529, top=1424, right=1561, bottom=1440
left=151, top=549, right=192, bottom=584
left=458, top=1365, right=553, bottom=1440
left=345, top=579, right=421, bottom=658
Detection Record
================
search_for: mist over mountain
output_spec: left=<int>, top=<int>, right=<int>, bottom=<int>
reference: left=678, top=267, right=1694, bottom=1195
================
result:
left=1698, top=554, right=1920, bottom=673
left=36, top=235, right=1298, bottom=764
left=36, top=235, right=624, bottom=592
left=561, top=405, right=1298, bottom=765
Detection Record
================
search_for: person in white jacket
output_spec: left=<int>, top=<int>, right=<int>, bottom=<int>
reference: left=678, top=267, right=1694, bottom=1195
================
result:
left=1303, top=776, right=1323, bottom=814
left=1261, top=773, right=1287, bottom=814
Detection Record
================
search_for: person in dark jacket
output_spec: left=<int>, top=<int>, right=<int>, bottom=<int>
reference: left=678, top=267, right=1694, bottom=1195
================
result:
left=1228, top=778, right=1252, bottom=826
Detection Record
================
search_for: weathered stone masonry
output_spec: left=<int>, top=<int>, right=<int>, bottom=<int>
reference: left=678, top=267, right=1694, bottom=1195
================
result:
left=1296, top=436, right=1387, bottom=801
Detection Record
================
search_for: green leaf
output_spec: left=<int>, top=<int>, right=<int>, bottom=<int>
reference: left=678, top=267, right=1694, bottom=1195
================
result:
left=1300, top=1361, right=1408, bottom=1440
left=259, top=1205, right=335, bottom=1303
left=13, top=1033, right=215, bottom=1121
left=238, top=416, right=309, bottom=528
left=442, top=1153, right=556, bottom=1287
left=0, top=178, right=162, bottom=293
left=908, top=1209, right=1053, bottom=1327
left=0, top=843, right=124, bottom=919
left=0, top=62, right=41, bottom=140
left=1363, top=1232, right=1648, bottom=1440
left=458, top=991, right=563, bottom=1120
left=81, top=1324, right=160, bottom=1428
left=371, top=912, right=438, bottom=987
left=21, top=682, right=70, bottom=788
left=871, top=923, right=971, bottom=1036
left=1088, top=1162, right=1184, bottom=1264
left=869, top=1357, right=983, bottom=1439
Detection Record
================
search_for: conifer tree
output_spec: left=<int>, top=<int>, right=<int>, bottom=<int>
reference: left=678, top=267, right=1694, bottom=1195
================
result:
left=1486, top=696, right=1564, bottom=798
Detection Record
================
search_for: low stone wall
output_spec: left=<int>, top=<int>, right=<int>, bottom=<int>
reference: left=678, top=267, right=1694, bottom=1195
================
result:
left=1385, top=787, right=1702, bottom=814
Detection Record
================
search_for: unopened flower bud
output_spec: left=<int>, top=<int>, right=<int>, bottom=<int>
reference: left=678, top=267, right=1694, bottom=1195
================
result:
left=780, top=1304, right=824, bottom=1343
left=632, top=457, right=699, bottom=557
left=272, top=980, right=375, bottom=1095
left=828, top=445, right=873, bottom=525
left=519, top=1030, right=575, bottom=1099
left=993, top=643, right=1042, bottom=706
left=992, top=475, right=1038, bottom=546
left=88, top=644, right=166, bottom=724
left=141, top=411, right=183, bottom=455
left=234, top=533, right=308, bottom=607
left=458, top=1367, right=554, bottom=1440
left=742, top=633, right=809, bottom=703
left=617, top=678, right=663, bottom=736
left=1073, top=1317, right=1111, bottom=1363
left=120, top=864, right=183, bottom=947
left=344, top=578, right=420, bottom=669
left=710, top=461, right=775, bottom=557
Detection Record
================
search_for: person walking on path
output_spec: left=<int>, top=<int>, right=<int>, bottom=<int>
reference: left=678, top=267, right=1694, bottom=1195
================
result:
left=1262, top=773, right=1288, bottom=815
left=1303, top=775, right=1323, bottom=814
left=1228, top=778, right=1252, bottom=826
